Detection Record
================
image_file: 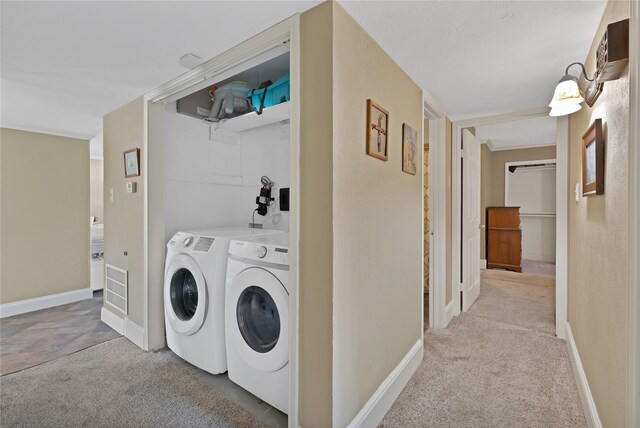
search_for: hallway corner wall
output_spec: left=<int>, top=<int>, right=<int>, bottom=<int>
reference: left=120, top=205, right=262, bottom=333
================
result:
left=299, top=2, right=335, bottom=426
left=567, top=1, right=630, bottom=426
left=103, top=97, right=145, bottom=327
left=331, top=3, right=423, bottom=425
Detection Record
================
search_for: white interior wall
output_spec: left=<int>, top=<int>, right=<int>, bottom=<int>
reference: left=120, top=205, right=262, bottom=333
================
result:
left=164, top=107, right=290, bottom=242
left=506, top=165, right=556, bottom=262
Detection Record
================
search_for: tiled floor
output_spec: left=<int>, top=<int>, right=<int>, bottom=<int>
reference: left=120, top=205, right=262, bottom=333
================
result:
left=0, top=291, right=120, bottom=375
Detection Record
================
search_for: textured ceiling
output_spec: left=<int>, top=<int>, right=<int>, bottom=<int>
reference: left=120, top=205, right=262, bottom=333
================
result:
left=1, top=1, right=606, bottom=140
left=475, top=116, right=557, bottom=150
left=338, top=0, right=607, bottom=121
left=0, top=1, right=321, bottom=139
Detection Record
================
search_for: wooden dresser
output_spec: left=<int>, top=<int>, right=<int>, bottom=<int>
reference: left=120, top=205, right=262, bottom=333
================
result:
left=486, top=207, right=522, bottom=272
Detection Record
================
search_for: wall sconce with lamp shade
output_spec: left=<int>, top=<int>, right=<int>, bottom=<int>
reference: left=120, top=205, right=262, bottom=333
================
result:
left=548, top=62, right=593, bottom=117
left=548, top=18, right=629, bottom=117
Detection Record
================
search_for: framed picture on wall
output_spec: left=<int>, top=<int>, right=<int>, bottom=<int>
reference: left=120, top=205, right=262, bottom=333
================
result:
left=124, top=148, right=140, bottom=178
left=582, top=118, right=604, bottom=196
left=366, top=99, right=389, bottom=161
left=402, top=123, right=417, bottom=175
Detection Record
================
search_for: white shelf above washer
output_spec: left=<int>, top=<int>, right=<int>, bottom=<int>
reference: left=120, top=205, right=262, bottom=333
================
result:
left=210, top=101, right=290, bottom=133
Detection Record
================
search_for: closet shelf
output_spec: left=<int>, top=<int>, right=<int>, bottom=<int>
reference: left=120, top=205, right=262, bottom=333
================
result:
left=210, top=101, right=290, bottom=133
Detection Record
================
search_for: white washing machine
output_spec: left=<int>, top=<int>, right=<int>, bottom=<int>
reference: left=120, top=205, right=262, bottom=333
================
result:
left=164, top=227, right=282, bottom=375
left=225, top=233, right=290, bottom=414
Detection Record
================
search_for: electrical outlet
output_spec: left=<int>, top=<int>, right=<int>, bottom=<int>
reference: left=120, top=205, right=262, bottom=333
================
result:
left=209, top=127, right=237, bottom=145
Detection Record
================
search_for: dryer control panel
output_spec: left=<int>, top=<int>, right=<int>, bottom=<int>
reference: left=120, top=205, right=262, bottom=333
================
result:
left=229, top=239, right=290, bottom=266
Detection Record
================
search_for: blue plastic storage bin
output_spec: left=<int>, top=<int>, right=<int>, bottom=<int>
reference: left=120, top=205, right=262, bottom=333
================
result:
left=248, top=75, right=290, bottom=110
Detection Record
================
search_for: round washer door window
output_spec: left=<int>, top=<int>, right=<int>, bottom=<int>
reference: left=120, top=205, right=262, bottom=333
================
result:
left=170, top=268, right=199, bottom=321
left=164, top=254, right=207, bottom=336
left=237, top=286, right=280, bottom=353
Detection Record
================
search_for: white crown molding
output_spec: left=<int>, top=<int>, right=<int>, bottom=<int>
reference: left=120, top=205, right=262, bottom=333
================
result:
left=484, top=142, right=556, bottom=152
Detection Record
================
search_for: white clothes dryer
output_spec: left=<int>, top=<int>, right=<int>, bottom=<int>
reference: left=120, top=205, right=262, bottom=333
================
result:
left=225, top=233, right=290, bottom=414
left=164, top=227, right=282, bottom=375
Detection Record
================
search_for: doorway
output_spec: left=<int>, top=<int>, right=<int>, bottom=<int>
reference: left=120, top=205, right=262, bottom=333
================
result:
left=423, top=143, right=429, bottom=326
left=452, top=110, right=567, bottom=338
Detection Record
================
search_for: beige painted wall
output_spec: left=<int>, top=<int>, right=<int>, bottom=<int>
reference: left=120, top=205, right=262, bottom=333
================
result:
left=568, top=1, right=630, bottom=426
left=0, top=128, right=89, bottom=304
left=479, top=145, right=556, bottom=259
left=299, top=2, right=334, bottom=426
left=90, top=159, right=104, bottom=222
left=332, top=3, right=423, bottom=425
left=103, top=97, right=145, bottom=325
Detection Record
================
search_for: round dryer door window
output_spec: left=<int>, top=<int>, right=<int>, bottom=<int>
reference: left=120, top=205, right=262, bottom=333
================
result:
left=170, top=268, right=199, bottom=321
left=227, top=267, right=289, bottom=372
left=164, top=254, right=207, bottom=336
left=237, top=286, right=280, bottom=353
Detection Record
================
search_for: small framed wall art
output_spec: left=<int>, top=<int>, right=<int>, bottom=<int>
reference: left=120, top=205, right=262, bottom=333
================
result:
left=582, top=118, right=604, bottom=196
left=366, top=99, right=389, bottom=161
left=124, top=148, right=140, bottom=178
left=402, top=123, right=417, bottom=175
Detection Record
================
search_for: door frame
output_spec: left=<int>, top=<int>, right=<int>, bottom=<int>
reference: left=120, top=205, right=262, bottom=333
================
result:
left=628, top=1, right=639, bottom=425
left=423, top=92, right=447, bottom=330
left=142, top=15, right=301, bottom=428
left=451, top=107, right=568, bottom=337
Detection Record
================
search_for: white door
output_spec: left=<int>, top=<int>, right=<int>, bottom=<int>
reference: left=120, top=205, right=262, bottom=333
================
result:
left=462, top=129, right=481, bottom=311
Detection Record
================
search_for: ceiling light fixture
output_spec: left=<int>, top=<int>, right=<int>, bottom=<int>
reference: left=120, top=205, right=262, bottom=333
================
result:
left=179, top=53, right=203, bottom=70
left=548, top=62, right=593, bottom=117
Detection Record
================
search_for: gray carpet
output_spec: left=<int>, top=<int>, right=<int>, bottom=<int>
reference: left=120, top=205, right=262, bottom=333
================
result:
left=521, top=260, right=556, bottom=278
left=0, top=338, right=268, bottom=428
left=380, top=270, right=586, bottom=428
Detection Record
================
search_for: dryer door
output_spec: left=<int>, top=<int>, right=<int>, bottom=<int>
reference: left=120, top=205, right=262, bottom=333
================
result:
left=228, top=267, right=289, bottom=372
left=165, top=254, right=207, bottom=336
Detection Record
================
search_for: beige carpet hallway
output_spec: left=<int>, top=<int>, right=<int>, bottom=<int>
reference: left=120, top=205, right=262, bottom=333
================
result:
left=381, top=269, right=586, bottom=428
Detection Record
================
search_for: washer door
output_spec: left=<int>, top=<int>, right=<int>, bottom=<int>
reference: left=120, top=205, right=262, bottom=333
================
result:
left=165, top=254, right=207, bottom=336
left=228, top=267, right=289, bottom=372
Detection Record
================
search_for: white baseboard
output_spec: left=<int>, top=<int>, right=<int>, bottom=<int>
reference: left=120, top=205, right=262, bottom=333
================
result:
left=445, top=299, right=456, bottom=327
left=0, top=288, right=93, bottom=318
left=101, top=306, right=124, bottom=335
left=480, top=259, right=487, bottom=270
left=124, top=317, right=145, bottom=349
left=566, top=322, right=602, bottom=428
left=347, top=340, right=423, bottom=428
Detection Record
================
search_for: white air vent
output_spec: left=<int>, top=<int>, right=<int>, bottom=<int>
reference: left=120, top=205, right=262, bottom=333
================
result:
left=105, top=264, right=128, bottom=315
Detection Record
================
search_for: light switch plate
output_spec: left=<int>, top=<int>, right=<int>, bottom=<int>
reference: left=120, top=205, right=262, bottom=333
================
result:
left=126, top=182, right=137, bottom=193
left=575, top=182, right=580, bottom=202
left=110, top=188, right=114, bottom=202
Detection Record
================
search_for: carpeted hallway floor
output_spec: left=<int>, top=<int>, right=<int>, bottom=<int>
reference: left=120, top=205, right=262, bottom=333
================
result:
left=380, top=269, right=586, bottom=428
left=0, top=338, right=273, bottom=428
